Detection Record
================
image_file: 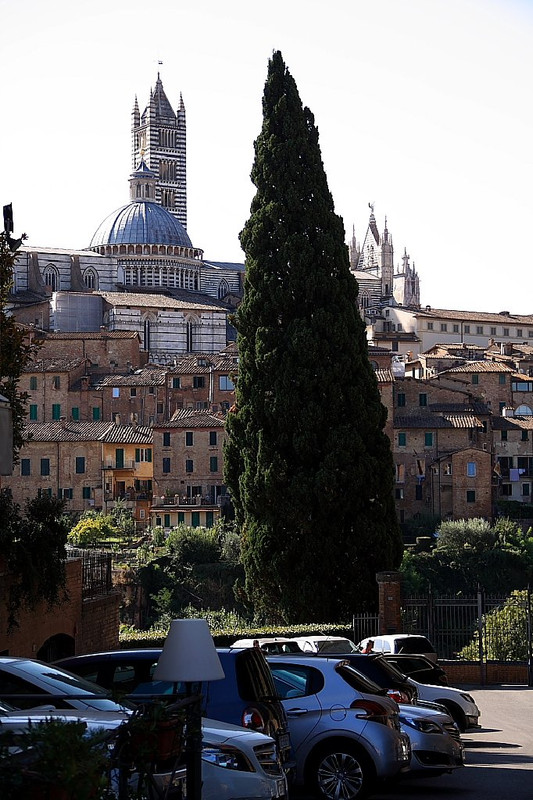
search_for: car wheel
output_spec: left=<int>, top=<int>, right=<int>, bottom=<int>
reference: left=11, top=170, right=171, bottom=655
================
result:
left=439, top=701, right=467, bottom=732
left=307, top=742, right=374, bottom=800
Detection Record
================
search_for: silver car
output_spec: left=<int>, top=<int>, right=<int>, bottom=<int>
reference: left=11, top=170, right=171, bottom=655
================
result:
left=398, top=704, right=464, bottom=775
left=268, top=656, right=411, bottom=800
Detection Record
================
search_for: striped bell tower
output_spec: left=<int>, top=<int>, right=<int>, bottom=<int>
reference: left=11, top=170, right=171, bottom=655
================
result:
left=131, top=74, right=187, bottom=229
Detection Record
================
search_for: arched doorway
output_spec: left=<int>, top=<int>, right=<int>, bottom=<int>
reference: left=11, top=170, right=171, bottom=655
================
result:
left=36, top=633, right=75, bottom=662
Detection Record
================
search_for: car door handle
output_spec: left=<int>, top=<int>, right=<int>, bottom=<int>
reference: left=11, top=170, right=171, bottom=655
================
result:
left=286, top=708, right=309, bottom=716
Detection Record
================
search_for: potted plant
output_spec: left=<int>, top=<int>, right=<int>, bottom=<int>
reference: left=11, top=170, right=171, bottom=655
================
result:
left=120, top=700, right=185, bottom=769
left=0, top=718, right=112, bottom=800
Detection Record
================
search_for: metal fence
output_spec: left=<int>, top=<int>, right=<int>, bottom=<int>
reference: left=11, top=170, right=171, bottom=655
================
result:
left=352, top=612, right=380, bottom=645
left=401, top=591, right=530, bottom=660
left=66, top=548, right=113, bottom=599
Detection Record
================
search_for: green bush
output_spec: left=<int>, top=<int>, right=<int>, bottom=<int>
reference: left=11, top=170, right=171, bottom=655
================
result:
left=458, top=590, right=529, bottom=661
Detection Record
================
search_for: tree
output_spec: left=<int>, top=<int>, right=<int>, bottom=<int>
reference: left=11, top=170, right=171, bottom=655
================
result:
left=224, top=51, right=403, bottom=622
left=0, top=229, right=35, bottom=462
left=0, top=490, right=69, bottom=630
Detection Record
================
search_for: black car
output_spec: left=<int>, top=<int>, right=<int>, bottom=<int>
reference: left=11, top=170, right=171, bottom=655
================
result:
left=54, top=647, right=292, bottom=768
left=381, top=654, right=448, bottom=686
left=315, top=653, right=419, bottom=704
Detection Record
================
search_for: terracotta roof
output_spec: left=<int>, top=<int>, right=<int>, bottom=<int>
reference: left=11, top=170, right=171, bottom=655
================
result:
left=159, top=409, right=225, bottom=428
left=415, top=308, right=533, bottom=324
left=375, top=369, right=394, bottom=382
left=441, top=361, right=514, bottom=374
left=101, top=425, right=153, bottom=444
left=492, top=415, right=533, bottom=429
left=43, top=331, right=139, bottom=340
left=429, top=402, right=490, bottom=415
left=23, top=422, right=113, bottom=441
left=395, top=413, right=483, bottom=429
left=95, top=369, right=166, bottom=387
left=24, top=357, right=87, bottom=373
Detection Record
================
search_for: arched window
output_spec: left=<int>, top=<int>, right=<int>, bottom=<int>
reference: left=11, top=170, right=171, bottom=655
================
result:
left=143, top=315, right=154, bottom=352
left=186, top=315, right=199, bottom=353
left=218, top=279, right=230, bottom=300
left=515, top=405, right=533, bottom=416
left=44, top=266, right=58, bottom=292
left=83, top=269, right=98, bottom=290
left=360, top=291, right=370, bottom=309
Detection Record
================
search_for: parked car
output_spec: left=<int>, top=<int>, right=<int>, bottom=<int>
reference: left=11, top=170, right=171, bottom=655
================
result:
left=232, top=638, right=304, bottom=654
left=290, top=635, right=359, bottom=654
left=396, top=703, right=464, bottom=776
left=382, top=654, right=448, bottom=686
left=336, top=654, right=479, bottom=731
left=54, top=647, right=293, bottom=769
left=0, top=699, right=287, bottom=800
left=357, top=634, right=438, bottom=663
left=267, top=655, right=411, bottom=799
left=0, top=657, right=133, bottom=714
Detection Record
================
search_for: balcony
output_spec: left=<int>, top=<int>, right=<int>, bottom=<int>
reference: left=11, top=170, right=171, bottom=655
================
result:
left=102, top=460, right=135, bottom=470
left=152, top=494, right=225, bottom=508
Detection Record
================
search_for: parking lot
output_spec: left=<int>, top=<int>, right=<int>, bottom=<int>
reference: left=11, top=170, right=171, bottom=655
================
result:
left=294, top=684, right=533, bottom=800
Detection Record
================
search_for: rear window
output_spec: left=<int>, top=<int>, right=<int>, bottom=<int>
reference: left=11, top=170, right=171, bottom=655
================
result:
left=234, top=649, right=278, bottom=702
left=395, top=637, right=435, bottom=655
left=316, top=639, right=357, bottom=654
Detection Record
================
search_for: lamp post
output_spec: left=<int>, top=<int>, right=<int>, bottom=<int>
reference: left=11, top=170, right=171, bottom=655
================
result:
left=153, top=618, right=225, bottom=800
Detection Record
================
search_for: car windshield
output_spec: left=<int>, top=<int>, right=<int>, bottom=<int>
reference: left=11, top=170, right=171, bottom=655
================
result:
left=395, top=637, right=435, bottom=655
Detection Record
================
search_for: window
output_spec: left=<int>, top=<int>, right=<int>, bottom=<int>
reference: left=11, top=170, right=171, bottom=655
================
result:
left=464, top=325, right=470, bottom=334
left=512, top=382, right=533, bottom=392
left=72, top=407, right=80, bottom=421
left=391, top=341, right=399, bottom=352
left=209, top=431, right=217, bottom=446
left=75, top=457, right=85, bottom=474
left=395, top=488, right=404, bottom=499
left=397, top=393, right=406, bottom=407
left=529, top=330, right=533, bottom=339
left=501, top=430, right=508, bottom=441
left=503, top=328, right=509, bottom=336
left=92, top=407, right=101, bottom=421
left=499, top=374, right=506, bottom=385
left=444, top=463, right=452, bottom=475
left=164, top=514, right=171, bottom=528
left=466, top=490, right=476, bottom=503
left=40, top=458, right=50, bottom=476
left=115, top=448, right=124, bottom=468
left=178, top=512, right=185, bottom=524
left=471, top=374, right=479, bottom=385
left=467, top=461, right=477, bottom=477
left=501, top=483, right=512, bottom=496
left=21, top=459, right=30, bottom=476
left=185, top=459, right=193, bottom=473
left=193, top=376, right=205, bottom=389
left=453, top=324, right=459, bottom=333
left=185, top=431, right=193, bottom=446
left=427, top=322, right=433, bottom=330
left=515, top=404, right=533, bottom=414
left=163, top=432, right=171, bottom=447
left=52, top=404, right=61, bottom=420
left=135, top=448, right=152, bottom=462
left=522, top=430, right=529, bottom=441
left=172, top=377, right=181, bottom=389
left=424, top=432, right=433, bottom=447
left=476, top=326, right=483, bottom=335
left=29, top=377, right=37, bottom=390
left=148, top=386, right=155, bottom=395
left=162, top=457, right=171, bottom=474
left=219, top=375, right=235, bottom=391
left=210, top=456, right=218, bottom=472
left=523, top=483, right=531, bottom=497
left=30, top=404, right=37, bottom=421
left=419, top=393, right=428, bottom=407
left=112, top=387, right=120, bottom=398
left=52, top=376, right=60, bottom=389
left=396, top=464, right=405, bottom=483
left=82, top=487, right=91, bottom=499
left=61, top=488, right=73, bottom=500
left=490, top=327, right=497, bottom=336
left=398, top=432, right=407, bottom=447
left=157, top=402, right=163, bottom=414
left=191, top=511, right=200, bottom=527
left=415, top=484, right=423, bottom=500
left=206, top=511, right=214, bottom=527
left=517, top=329, right=523, bottom=337
left=130, top=387, right=137, bottom=397
left=440, top=323, right=447, bottom=332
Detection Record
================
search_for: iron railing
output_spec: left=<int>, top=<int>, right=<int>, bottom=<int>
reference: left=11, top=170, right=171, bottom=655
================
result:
left=66, top=547, right=114, bottom=599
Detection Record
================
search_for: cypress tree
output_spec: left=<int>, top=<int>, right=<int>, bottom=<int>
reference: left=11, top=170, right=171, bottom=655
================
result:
left=224, top=51, right=402, bottom=622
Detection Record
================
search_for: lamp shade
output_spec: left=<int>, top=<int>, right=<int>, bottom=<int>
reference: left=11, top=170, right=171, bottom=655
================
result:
left=153, top=619, right=225, bottom=683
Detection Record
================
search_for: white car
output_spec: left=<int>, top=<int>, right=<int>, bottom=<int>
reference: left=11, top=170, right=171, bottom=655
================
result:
left=0, top=701, right=288, bottom=800
left=289, top=635, right=358, bottom=654
left=357, top=634, right=438, bottom=663
left=407, top=679, right=480, bottom=732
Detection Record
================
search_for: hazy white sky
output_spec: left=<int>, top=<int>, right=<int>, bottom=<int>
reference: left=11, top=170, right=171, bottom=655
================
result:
left=2, top=0, right=532, bottom=313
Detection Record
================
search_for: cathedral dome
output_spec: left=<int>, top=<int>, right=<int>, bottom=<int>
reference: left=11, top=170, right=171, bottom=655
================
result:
left=89, top=201, right=193, bottom=248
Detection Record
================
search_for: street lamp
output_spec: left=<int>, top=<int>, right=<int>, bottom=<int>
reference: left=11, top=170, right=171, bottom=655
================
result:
left=153, top=618, right=225, bottom=800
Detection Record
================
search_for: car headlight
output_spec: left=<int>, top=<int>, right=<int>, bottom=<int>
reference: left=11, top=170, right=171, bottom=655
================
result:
left=202, top=743, right=254, bottom=772
left=400, top=716, right=443, bottom=734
